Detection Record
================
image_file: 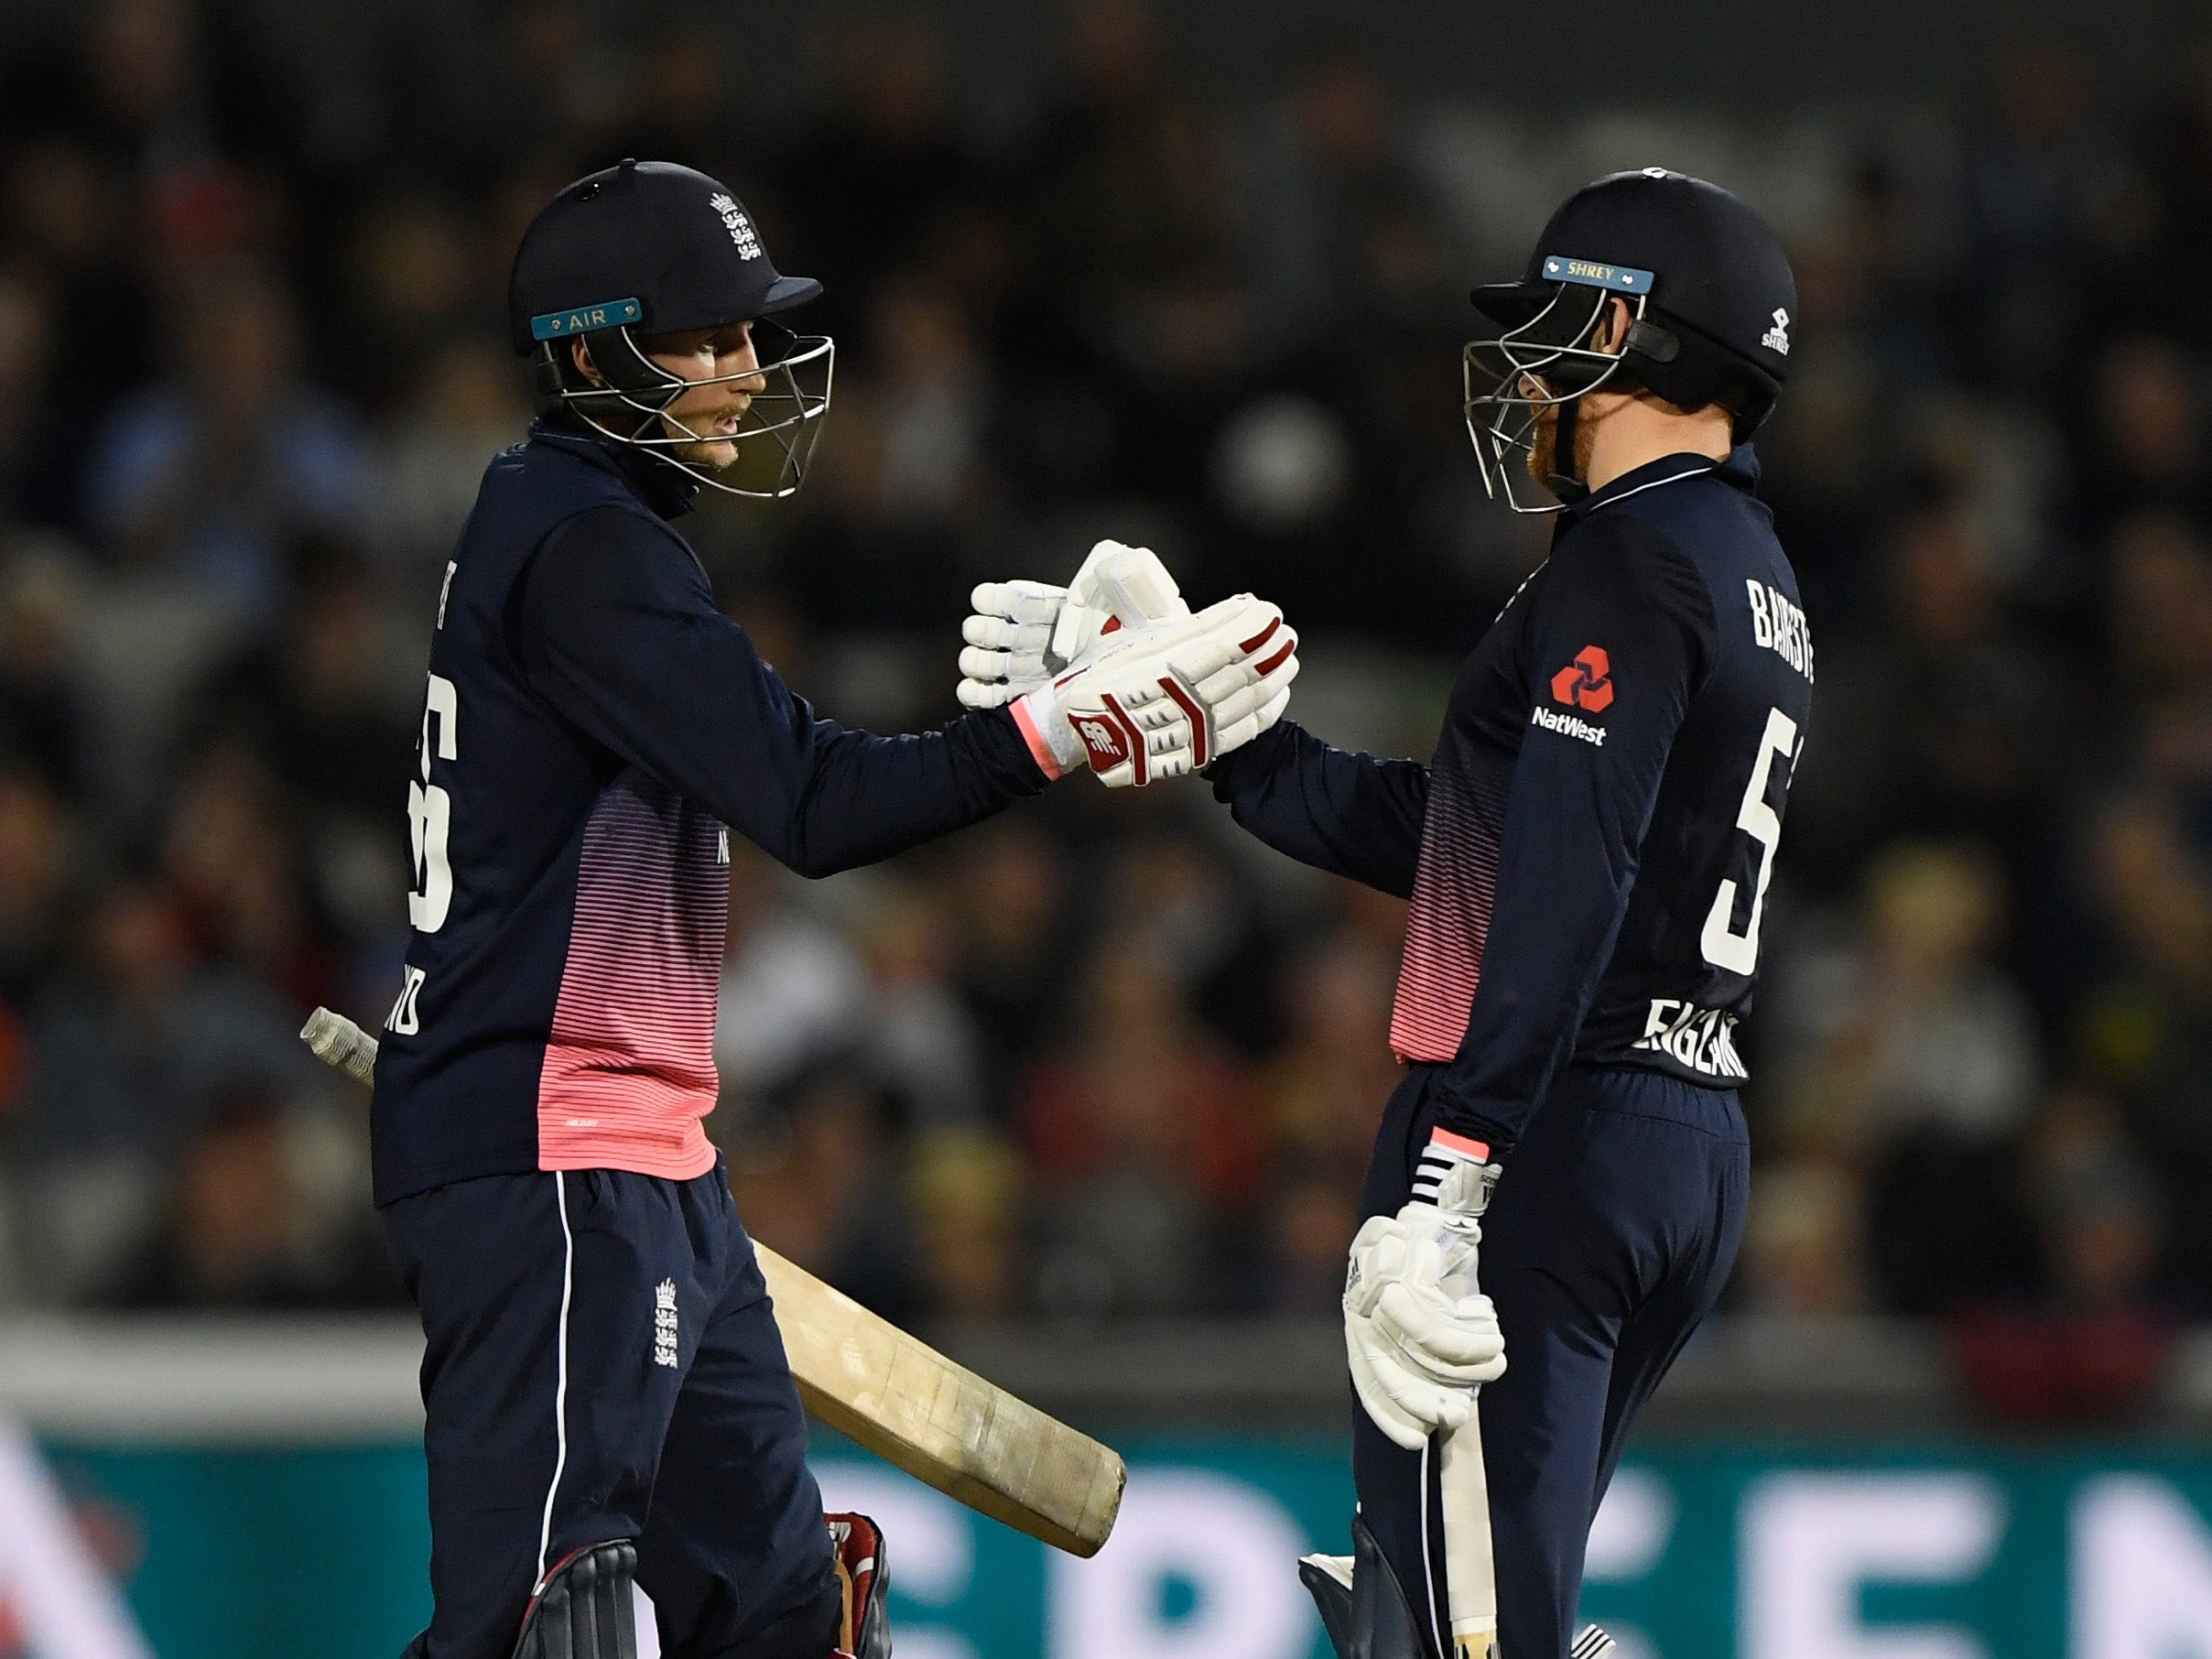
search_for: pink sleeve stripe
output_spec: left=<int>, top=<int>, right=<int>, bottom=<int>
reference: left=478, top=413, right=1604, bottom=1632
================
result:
left=1428, top=1126, right=1492, bottom=1163
left=1010, top=698, right=1065, bottom=780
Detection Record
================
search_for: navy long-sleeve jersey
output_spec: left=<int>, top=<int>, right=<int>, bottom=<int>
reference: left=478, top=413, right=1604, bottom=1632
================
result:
left=1210, top=448, right=1812, bottom=1153
left=370, top=424, right=1047, bottom=1204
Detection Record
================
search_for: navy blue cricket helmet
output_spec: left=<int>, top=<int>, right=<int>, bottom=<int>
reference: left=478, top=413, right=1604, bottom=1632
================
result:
left=1462, top=168, right=1797, bottom=512
left=509, top=158, right=833, bottom=498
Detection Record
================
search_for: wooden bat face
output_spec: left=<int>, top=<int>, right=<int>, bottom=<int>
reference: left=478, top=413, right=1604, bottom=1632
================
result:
left=756, top=1244, right=1123, bottom=1556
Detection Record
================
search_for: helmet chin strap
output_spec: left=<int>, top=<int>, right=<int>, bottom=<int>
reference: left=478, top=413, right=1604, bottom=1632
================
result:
left=1545, top=387, right=1589, bottom=504
left=581, top=331, right=681, bottom=443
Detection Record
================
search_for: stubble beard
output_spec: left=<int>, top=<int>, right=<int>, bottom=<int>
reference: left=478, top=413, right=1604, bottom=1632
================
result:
left=665, top=404, right=749, bottom=471
left=674, top=438, right=740, bottom=470
left=1528, top=408, right=1557, bottom=491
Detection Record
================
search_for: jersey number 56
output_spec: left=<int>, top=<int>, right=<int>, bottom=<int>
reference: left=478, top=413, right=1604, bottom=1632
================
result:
left=1699, top=706, right=1799, bottom=975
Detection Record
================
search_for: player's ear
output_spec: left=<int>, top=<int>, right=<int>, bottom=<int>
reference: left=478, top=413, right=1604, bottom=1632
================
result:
left=1595, top=297, right=1632, bottom=355
left=570, top=338, right=605, bottom=387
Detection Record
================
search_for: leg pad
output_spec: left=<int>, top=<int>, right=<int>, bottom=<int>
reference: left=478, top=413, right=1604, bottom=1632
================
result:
left=513, top=1540, right=639, bottom=1659
left=1299, top=1513, right=1430, bottom=1659
left=1298, top=1551, right=1355, bottom=1656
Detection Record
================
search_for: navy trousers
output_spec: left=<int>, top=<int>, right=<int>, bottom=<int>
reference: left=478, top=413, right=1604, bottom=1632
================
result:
left=382, top=1163, right=839, bottom=1659
left=1354, top=1063, right=1749, bottom=1659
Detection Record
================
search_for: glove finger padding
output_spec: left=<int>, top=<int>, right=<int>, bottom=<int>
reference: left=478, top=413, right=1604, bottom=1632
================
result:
left=1068, top=540, right=1187, bottom=632
left=959, top=643, right=1050, bottom=683
left=1200, top=623, right=1297, bottom=762
left=1372, top=1281, right=1507, bottom=1380
left=1206, top=653, right=1300, bottom=754
left=1191, top=644, right=1298, bottom=709
left=962, top=613, right=1055, bottom=655
left=1049, top=602, right=1115, bottom=665
left=969, top=580, right=1067, bottom=628
left=1183, top=624, right=1297, bottom=699
left=956, top=678, right=1014, bottom=710
left=1347, top=1300, right=1472, bottom=1450
left=960, top=585, right=1067, bottom=707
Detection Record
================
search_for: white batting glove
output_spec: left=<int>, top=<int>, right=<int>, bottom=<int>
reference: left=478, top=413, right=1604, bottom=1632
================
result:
left=957, top=540, right=1187, bottom=710
left=1347, top=1221, right=1477, bottom=1448
left=1012, top=593, right=1299, bottom=786
left=1345, top=1155, right=1504, bottom=1451
left=958, top=580, right=1066, bottom=709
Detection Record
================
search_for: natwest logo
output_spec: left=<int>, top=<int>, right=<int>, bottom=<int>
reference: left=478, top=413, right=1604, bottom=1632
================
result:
left=1531, top=705, right=1607, bottom=746
left=1550, top=645, right=1614, bottom=712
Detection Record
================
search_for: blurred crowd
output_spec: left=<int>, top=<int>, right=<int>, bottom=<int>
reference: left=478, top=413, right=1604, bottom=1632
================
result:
left=0, top=0, right=2207, bottom=1413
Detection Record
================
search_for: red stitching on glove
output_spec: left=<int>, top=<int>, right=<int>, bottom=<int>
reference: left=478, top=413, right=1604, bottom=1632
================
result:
left=1159, top=675, right=1209, bottom=766
left=1100, top=690, right=1148, bottom=785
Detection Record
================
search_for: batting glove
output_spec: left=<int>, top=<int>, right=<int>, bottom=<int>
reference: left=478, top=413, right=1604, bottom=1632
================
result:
left=1345, top=1144, right=1505, bottom=1451
left=1012, top=593, right=1299, bottom=786
left=957, top=580, right=1067, bottom=709
left=957, top=540, right=1187, bottom=710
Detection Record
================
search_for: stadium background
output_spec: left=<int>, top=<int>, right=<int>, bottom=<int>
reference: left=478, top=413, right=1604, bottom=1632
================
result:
left=1, top=0, right=2211, bottom=1654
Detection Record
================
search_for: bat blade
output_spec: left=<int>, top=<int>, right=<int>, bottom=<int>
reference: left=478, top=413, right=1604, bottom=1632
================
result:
left=301, top=1007, right=1125, bottom=1556
left=757, top=1243, right=1123, bottom=1556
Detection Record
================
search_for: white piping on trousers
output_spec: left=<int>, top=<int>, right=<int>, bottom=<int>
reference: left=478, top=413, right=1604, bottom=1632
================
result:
left=535, top=1170, right=577, bottom=1592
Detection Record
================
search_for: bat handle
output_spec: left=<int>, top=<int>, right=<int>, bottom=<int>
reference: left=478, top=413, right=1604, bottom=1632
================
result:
left=1440, top=1397, right=1498, bottom=1659
left=301, top=1005, right=380, bottom=1088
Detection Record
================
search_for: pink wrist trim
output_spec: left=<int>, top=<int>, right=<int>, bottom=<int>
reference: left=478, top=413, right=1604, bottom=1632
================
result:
left=1428, top=1126, right=1492, bottom=1163
left=1011, top=697, right=1066, bottom=781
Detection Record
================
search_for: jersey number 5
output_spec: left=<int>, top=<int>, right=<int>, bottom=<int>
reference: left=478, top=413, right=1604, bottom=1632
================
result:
left=408, top=674, right=459, bottom=934
left=1699, top=706, right=1799, bottom=975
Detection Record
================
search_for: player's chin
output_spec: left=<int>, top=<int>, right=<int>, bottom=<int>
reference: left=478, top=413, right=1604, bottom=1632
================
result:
left=674, top=438, right=742, bottom=472
left=1526, top=424, right=1556, bottom=489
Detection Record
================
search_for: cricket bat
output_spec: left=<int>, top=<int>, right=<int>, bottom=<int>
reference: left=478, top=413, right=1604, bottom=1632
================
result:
left=301, top=1006, right=1126, bottom=1557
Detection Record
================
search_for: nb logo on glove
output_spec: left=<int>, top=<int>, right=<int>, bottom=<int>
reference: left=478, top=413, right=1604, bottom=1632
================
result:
left=1073, top=713, right=1129, bottom=764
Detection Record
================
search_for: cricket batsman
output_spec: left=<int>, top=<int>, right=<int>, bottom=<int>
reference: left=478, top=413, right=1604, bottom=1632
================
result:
left=968, top=167, right=1808, bottom=1658
left=373, top=157, right=1297, bottom=1659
